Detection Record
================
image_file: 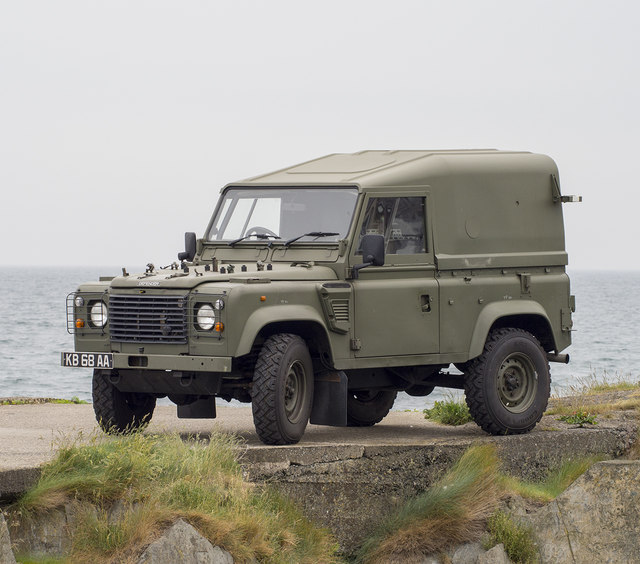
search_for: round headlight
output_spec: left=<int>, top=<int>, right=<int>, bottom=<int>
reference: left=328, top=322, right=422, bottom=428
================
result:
left=74, top=295, right=85, bottom=307
left=90, top=301, right=108, bottom=327
left=196, top=304, right=216, bottom=331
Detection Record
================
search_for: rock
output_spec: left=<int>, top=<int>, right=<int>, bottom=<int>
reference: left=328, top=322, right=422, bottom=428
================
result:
left=240, top=419, right=638, bottom=557
left=528, top=460, right=640, bottom=563
left=1, top=511, right=17, bottom=564
left=7, top=505, right=73, bottom=557
left=477, top=543, right=510, bottom=564
left=137, top=518, right=233, bottom=564
left=451, top=541, right=485, bottom=564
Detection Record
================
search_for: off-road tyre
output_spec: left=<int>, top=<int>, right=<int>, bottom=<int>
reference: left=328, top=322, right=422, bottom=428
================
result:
left=464, top=328, right=550, bottom=435
left=346, top=390, right=398, bottom=426
left=251, top=334, right=314, bottom=445
left=92, top=370, right=156, bottom=433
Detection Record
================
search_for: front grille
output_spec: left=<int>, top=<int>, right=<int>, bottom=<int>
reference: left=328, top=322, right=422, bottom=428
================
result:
left=109, top=294, right=188, bottom=343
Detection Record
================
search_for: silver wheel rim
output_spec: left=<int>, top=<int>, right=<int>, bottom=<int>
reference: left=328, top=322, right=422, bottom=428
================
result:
left=496, top=352, right=538, bottom=413
left=284, top=360, right=306, bottom=423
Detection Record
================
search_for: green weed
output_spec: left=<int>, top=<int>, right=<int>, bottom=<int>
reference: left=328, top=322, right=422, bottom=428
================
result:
left=423, top=395, right=472, bottom=426
left=52, top=396, right=87, bottom=405
left=557, top=410, right=597, bottom=427
left=485, top=510, right=538, bottom=564
left=0, top=397, right=88, bottom=406
left=12, top=556, right=67, bottom=564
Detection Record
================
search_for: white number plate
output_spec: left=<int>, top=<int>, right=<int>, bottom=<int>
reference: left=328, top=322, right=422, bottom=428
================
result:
left=61, top=352, right=113, bottom=369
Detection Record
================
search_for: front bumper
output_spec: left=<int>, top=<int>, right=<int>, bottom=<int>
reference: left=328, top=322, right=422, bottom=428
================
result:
left=62, top=352, right=232, bottom=373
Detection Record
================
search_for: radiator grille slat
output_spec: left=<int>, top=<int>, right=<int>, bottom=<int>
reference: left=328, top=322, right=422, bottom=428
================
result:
left=109, top=294, right=188, bottom=343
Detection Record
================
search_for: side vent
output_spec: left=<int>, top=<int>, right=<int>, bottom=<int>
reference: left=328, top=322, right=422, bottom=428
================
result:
left=331, top=299, right=350, bottom=323
left=317, top=283, right=352, bottom=334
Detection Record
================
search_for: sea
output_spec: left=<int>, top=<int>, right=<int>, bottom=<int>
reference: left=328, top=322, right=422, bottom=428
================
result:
left=1, top=267, right=639, bottom=410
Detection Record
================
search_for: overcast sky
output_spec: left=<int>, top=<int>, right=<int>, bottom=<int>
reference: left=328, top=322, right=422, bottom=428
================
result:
left=1, top=1, right=638, bottom=270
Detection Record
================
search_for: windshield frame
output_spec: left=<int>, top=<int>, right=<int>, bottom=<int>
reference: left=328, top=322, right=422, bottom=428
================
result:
left=204, top=185, right=361, bottom=245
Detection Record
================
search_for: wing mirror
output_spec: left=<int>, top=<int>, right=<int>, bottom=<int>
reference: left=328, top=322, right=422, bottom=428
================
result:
left=178, top=232, right=197, bottom=261
left=352, top=234, right=385, bottom=279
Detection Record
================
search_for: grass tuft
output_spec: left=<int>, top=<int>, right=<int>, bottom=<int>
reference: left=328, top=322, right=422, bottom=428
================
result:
left=568, top=371, right=640, bottom=396
left=14, top=431, right=338, bottom=563
left=423, top=395, right=472, bottom=426
left=547, top=371, right=640, bottom=420
left=485, top=510, right=538, bottom=564
left=546, top=395, right=640, bottom=418
left=500, top=456, right=600, bottom=503
left=356, top=444, right=503, bottom=563
left=355, top=445, right=599, bottom=562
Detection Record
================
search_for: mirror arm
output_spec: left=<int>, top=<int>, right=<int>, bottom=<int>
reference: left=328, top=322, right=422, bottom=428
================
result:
left=351, top=262, right=373, bottom=280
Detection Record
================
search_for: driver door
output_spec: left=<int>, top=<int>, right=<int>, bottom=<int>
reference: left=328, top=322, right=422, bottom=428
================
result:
left=351, top=192, right=439, bottom=358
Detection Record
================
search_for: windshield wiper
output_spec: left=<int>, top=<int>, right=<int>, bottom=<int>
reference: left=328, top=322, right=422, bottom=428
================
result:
left=283, top=232, right=340, bottom=247
left=228, top=233, right=280, bottom=247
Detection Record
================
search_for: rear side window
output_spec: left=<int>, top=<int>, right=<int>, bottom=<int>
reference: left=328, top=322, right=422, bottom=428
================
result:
left=359, top=196, right=427, bottom=254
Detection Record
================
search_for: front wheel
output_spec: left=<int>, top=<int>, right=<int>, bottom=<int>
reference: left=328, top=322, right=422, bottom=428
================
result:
left=346, top=390, right=397, bottom=426
left=464, top=328, right=550, bottom=435
left=92, top=370, right=156, bottom=433
left=251, top=334, right=314, bottom=445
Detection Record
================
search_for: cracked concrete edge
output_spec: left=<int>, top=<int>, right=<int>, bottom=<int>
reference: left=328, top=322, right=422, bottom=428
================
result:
left=2, top=420, right=637, bottom=498
left=239, top=443, right=366, bottom=465
left=242, top=425, right=638, bottom=482
left=0, top=468, right=41, bottom=501
left=1, top=511, right=17, bottom=564
left=555, top=499, right=577, bottom=564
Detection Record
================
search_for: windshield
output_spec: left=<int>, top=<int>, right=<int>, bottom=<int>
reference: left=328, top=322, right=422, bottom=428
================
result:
left=207, top=187, right=359, bottom=243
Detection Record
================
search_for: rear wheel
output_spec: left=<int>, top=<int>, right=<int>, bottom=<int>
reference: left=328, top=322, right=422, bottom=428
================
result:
left=92, top=370, right=156, bottom=433
left=251, top=334, right=314, bottom=445
left=464, top=328, right=550, bottom=435
left=346, top=390, right=397, bottom=426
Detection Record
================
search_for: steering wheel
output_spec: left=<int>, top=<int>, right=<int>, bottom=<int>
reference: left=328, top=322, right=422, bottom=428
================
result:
left=245, top=226, right=278, bottom=237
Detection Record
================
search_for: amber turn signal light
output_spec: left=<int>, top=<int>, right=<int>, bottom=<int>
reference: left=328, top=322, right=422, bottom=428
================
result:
left=214, top=322, right=224, bottom=332
left=76, top=319, right=85, bottom=328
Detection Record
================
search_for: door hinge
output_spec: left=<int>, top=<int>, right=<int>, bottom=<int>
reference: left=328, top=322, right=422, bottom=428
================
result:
left=561, top=308, right=573, bottom=332
left=518, top=272, right=531, bottom=294
left=350, top=338, right=362, bottom=351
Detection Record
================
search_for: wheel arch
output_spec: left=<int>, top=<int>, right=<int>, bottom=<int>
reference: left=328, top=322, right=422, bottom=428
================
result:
left=464, top=326, right=551, bottom=435
left=468, top=301, right=556, bottom=360
left=235, top=306, right=335, bottom=368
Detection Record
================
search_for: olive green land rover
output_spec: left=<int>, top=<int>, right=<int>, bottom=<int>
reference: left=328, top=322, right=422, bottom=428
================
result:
left=63, top=150, right=580, bottom=445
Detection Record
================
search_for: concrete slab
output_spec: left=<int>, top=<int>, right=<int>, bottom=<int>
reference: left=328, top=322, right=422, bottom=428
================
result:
left=0, top=402, right=481, bottom=474
left=1, top=402, right=636, bottom=488
left=1, top=401, right=637, bottom=554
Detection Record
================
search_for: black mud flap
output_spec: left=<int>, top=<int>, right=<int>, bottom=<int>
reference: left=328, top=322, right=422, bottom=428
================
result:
left=310, top=370, right=348, bottom=426
left=177, top=396, right=217, bottom=419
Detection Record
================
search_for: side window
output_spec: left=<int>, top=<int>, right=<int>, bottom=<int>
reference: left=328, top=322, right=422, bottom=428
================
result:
left=359, top=196, right=426, bottom=255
